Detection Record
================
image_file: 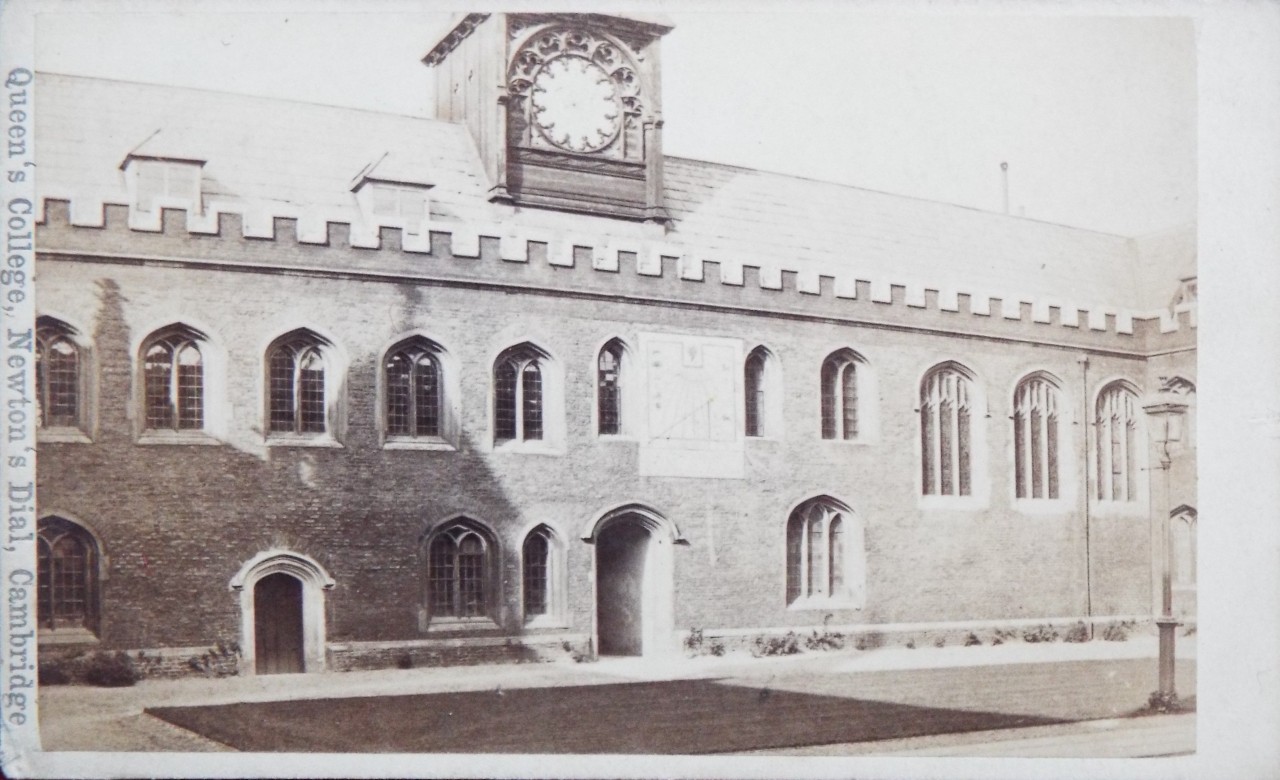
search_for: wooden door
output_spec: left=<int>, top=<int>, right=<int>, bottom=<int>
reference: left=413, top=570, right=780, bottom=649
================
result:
left=254, top=573, right=304, bottom=674
left=596, top=522, right=649, bottom=656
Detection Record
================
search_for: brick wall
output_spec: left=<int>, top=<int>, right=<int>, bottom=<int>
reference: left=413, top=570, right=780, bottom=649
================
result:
left=34, top=221, right=1194, bottom=662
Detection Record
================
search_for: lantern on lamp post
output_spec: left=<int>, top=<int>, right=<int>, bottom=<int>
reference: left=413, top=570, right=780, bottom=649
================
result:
left=1143, top=391, right=1188, bottom=707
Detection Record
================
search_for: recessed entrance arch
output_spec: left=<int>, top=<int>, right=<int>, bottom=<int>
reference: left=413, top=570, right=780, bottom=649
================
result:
left=231, top=550, right=335, bottom=675
left=254, top=573, right=304, bottom=674
left=585, top=504, right=678, bottom=658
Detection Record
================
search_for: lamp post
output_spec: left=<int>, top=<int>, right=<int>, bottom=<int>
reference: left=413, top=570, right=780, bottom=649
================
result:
left=1143, top=393, right=1188, bottom=707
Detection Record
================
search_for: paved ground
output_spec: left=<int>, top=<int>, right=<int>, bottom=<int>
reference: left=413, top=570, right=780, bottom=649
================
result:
left=37, top=634, right=1196, bottom=756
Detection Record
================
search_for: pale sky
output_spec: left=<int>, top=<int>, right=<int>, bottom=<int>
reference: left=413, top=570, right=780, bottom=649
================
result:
left=34, top=4, right=1196, bottom=237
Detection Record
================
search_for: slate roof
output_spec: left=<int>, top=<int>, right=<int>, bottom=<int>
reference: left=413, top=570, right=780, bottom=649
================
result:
left=35, top=72, right=1192, bottom=312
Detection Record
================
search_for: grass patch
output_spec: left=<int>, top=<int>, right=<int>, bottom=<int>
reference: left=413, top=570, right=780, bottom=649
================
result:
left=148, top=679, right=1068, bottom=754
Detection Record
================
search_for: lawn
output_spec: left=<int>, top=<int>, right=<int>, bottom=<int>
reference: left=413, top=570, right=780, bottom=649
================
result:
left=147, top=678, right=1068, bottom=753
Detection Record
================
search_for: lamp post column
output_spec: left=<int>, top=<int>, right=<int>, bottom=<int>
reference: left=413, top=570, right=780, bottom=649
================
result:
left=1143, top=396, right=1188, bottom=705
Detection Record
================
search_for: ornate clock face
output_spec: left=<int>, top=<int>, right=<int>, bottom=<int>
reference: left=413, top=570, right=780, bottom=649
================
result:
left=530, top=55, right=621, bottom=154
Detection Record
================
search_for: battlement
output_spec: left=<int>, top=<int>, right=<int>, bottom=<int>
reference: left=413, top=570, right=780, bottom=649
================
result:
left=35, top=196, right=1196, bottom=354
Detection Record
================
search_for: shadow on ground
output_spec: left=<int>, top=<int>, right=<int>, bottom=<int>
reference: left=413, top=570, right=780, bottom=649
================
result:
left=146, top=678, right=1069, bottom=753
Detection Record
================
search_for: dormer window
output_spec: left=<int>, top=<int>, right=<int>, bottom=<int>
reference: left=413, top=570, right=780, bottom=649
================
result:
left=351, top=159, right=434, bottom=235
left=370, top=183, right=430, bottom=221
left=124, top=156, right=204, bottom=214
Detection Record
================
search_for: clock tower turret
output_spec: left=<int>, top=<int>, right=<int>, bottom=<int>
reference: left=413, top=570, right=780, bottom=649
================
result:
left=424, top=12, right=673, bottom=222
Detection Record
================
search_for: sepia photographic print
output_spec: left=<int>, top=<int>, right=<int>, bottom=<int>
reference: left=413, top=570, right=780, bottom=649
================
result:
left=1, top=1, right=1277, bottom=777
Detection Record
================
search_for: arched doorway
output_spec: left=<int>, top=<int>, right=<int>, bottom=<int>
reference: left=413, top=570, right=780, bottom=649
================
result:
left=254, top=573, right=304, bottom=675
left=230, top=550, right=335, bottom=675
left=588, top=505, right=678, bottom=658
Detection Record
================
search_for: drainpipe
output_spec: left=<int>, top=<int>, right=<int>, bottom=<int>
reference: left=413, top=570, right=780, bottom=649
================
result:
left=1078, top=353, right=1093, bottom=638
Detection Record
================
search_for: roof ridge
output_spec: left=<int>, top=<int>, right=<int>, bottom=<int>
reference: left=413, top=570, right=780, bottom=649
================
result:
left=35, top=70, right=437, bottom=123
left=663, top=155, right=1136, bottom=239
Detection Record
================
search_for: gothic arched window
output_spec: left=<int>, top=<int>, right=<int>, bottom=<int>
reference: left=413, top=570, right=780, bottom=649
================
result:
left=1095, top=382, right=1140, bottom=502
left=1013, top=373, right=1062, bottom=500
left=745, top=348, right=767, bottom=437
left=384, top=338, right=444, bottom=439
left=267, top=331, right=330, bottom=436
left=36, top=318, right=82, bottom=429
left=921, top=364, right=976, bottom=496
left=597, top=340, right=625, bottom=436
left=427, top=523, right=492, bottom=620
left=37, top=517, right=100, bottom=635
left=786, top=498, right=863, bottom=607
left=142, top=327, right=205, bottom=431
left=495, top=345, right=546, bottom=443
left=821, top=351, right=860, bottom=440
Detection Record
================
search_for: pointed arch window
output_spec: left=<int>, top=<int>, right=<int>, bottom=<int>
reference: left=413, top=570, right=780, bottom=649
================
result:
left=37, top=517, right=100, bottom=635
left=1095, top=383, right=1139, bottom=502
left=495, top=345, right=546, bottom=443
left=921, top=364, right=974, bottom=496
left=427, top=523, right=492, bottom=620
left=1013, top=374, right=1062, bottom=500
left=786, top=498, right=863, bottom=607
left=597, top=341, right=625, bottom=436
left=821, top=351, right=860, bottom=440
left=745, top=349, right=767, bottom=437
left=267, top=332, right=330, bottom=436
left=385, top=339, right=443, bottom=439
left=36, top=318, right=82, bottom=430
left=142, top=327, right=205, bottom=432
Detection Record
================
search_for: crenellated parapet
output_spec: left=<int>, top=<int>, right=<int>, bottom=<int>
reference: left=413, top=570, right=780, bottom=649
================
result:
left=35, top=196, right=1196, bottom=355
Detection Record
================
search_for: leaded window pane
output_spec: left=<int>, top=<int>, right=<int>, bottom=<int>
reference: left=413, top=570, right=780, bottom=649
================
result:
left=457, top=535, right=486, bottom=618
left=385, top=353, right=412, bottom=436
left=268, top=347, right=296, bottom=432
left=820, top=359, right=838, bottom=439
left=428, top=536, right=457, bottom=615
left=36, top=539, right=51, bottom=625
left=921, top=400, right=936, bottom=495
left=840, top=363, right=857, bottom=440
left=523, top=532, right=549, bottom=617
left=807, top=514, right=825, bottom=596
left=785, top=516, right=803, bottom=604
left=38, top=333, right=80, bottom=428
left=522, top=362, right=543, bottom=440
left=494, top=362, right=518, bottom=441
left=598, top=347, right=621, bottom=435
left=414, top=354, right=441, bottom=437
left=829, top=515, right=845, bottom=594
left=744, top=352, right=765, bottom=437
left=176, top=343, right=203, bottom=429
left=297, top=349, right=326, bottom=433
left=144, top=343, right=174, bottom=429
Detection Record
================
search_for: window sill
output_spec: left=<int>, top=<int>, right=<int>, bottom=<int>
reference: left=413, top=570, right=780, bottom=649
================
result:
left=39, top=628, right=100, bottom=646
left=1014, top=498, right=1074, bottom=515
left=787, top=596, right=863, bottom=611
left=492, top=441, right=564, bottom=456
left=819, top=437, right=877, bottom=446
left=426, top=617, right=501, bottom=634
left=383, top=437, right=457, bottom=452
left=918, top=494, right=988, bottom=511
left=265, top=435, right=343, bottom=449
left=137, top=430, right=222, bottom=446
left=595, top=434, right=637, bottom=443
left=38, top=428, right=93, bottom=444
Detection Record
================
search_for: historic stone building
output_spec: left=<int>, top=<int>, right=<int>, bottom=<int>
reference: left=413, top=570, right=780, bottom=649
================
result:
left=33, top=12, right=1196, bottom=674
